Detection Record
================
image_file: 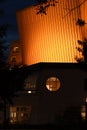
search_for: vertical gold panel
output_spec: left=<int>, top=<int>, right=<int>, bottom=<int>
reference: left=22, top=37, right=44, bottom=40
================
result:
left=79, top=0, right=87, bottom=38
left=16, top=0, right=86, bottom=65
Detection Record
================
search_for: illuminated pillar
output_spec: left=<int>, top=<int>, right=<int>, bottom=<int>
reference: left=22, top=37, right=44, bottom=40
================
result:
left=16, top=0, right=86, bottom=65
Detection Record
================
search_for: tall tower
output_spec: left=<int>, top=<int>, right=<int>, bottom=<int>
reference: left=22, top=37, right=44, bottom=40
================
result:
left=16, top=0, right=87, bottom=66
left=8, top=41, right=22, bottom=67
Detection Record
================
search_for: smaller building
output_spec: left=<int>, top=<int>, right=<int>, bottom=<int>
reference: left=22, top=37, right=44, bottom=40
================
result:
left=8, top=41, right=23, bottom=68
left=8, top=63, right=87, bottom=125
left=1, top=62, right=87, bottom=125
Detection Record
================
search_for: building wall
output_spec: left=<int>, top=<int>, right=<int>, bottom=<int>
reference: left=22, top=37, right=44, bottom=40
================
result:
left=16, top=0, right=87, bottom=65
left=80, top=0, right=87, bottom=38
left=36, top=64, right=87, bottom=124
left=14, top=63, right=87, bottom=125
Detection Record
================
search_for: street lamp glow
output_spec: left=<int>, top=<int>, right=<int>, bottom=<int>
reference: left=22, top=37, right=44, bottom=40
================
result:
left=28, top=91, right=32, bottom=94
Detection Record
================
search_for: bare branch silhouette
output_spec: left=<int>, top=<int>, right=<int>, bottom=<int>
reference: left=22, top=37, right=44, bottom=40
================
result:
left=36, top=0, right=58, bottom=15
left=62, top=0, right=87, bottom=18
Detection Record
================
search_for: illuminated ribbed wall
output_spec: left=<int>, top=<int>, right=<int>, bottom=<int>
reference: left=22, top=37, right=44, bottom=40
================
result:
left=80, top=0, right=87, bottom=38
left=16, top=0, right=87, bottom=65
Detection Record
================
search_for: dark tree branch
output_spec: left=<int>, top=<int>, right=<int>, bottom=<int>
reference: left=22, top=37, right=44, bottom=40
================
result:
left=36, top=0, right=58, bottom=15
left=62, top=0, right=87, bottom=18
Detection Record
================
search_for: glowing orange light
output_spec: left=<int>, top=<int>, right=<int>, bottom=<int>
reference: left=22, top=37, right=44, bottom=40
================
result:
left=86, top=97, right=87, bottom=103
left=16, top=0, right=87, bottom=65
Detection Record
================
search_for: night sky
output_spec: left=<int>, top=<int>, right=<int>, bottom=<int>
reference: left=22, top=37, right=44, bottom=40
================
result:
left=0, top=0, right=37, bottom=56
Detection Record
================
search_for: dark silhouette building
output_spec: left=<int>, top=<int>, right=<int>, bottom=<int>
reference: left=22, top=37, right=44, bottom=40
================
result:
left=9, top=63, right=87, bottom=125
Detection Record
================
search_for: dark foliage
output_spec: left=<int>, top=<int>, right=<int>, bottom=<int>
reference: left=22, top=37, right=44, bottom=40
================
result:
left=0, top=24, right=9, bottom=69
left=0, top=1, right=9, bottom=69
left=0, top=24, right=8, bottom=38
left=75, top=38, right=87, bottom=63
left=36, top=0, right=58, bottom=15
left=37, top=0, right=48, bottom=4
left=76, top=18, right=86, bottom=26
left=0, top=67, right=25, bottom=104
left=76, top=18, right=87, bottom=63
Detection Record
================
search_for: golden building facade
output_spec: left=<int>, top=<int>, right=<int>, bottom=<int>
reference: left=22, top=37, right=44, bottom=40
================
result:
left=16, top=0, right=87, bottom=65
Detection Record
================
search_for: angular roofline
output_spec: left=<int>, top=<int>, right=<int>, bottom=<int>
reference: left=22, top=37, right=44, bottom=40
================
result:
left=21, top=62, right=87, bottom=72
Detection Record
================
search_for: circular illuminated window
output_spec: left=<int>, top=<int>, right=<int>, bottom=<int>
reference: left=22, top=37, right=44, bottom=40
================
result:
left=46, top=77, right=61, bottom=91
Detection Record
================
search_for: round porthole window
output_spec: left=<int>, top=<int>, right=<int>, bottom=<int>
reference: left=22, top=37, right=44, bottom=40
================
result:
left=46, top=77, right=61, bottom=91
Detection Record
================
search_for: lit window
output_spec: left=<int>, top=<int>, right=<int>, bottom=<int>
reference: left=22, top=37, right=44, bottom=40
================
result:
left=14, top=112, right=16, bottom=118
left=11, top=56, right=16, bottom=62
left=10, top=112, right=16, bottom=118
left=81, top=105, right=86, bottom=120
left=86, top=97, right=87, bottom=103
left=46, top=77, right=61, bottom=91
left=13, top=46, right=19, bottom=53
left=10, top=112, right=13, bottom=118
left=24, top=76, right=36, bottom=90
left=21, top=113, right=24, bottom=117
